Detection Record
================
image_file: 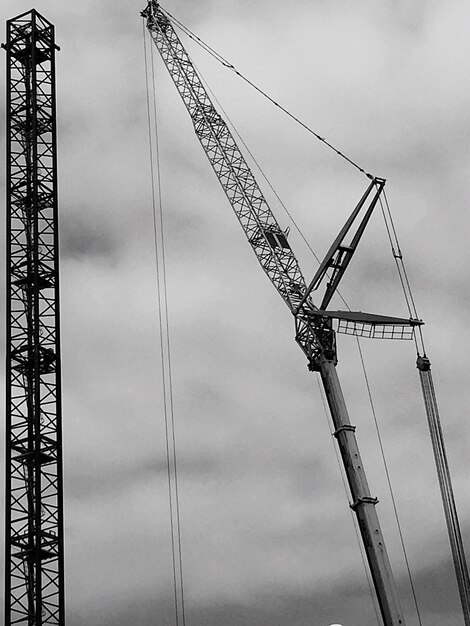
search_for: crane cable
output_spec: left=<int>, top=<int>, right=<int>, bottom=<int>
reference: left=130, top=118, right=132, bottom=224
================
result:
left=143, top=21, right=187, bottom=626
left=162, top=8, right=375, bottom=181
left=378, top=190, right=425, bottom=355
left=147, top=8, right=469, bottom=623
left=195, top=66, right=323, bottom=268
left=379, top=189, right=470, bottom=626
left=194, top=58, right=391, bottom=622
left=197, top=60, right=424, bottom=624
left=355, top=338, right=424, bottom=626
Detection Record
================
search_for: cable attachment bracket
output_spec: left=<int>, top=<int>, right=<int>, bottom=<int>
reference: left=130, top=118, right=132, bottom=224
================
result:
left=333, top=424, right=357, bottom=438
left=350, top=496, right=379, bottom=511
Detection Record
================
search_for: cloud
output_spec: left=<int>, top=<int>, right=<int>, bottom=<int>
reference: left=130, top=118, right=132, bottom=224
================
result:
left=1, top=0, right=470, bottom=624
left=64, top=551, right=466, bottom=625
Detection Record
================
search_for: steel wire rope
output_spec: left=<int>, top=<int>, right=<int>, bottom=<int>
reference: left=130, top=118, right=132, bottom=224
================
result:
left=355, top=338, right=424, bottom=625
left=197, top=62, right=424, bottom=624
left=378, top=190, right=425, bottom=355
left=379, top=189, right=470, bottom=624
left=149, top=10, right=426, bottom=620
left=316, top=376, right=382, bottom=625
left=162, top=8, right=375, bottom=180
left=144, top=11, right=389, bottom=620
left=196, top=58, right=386, bottom=621
left=195, top=58, right=423, bottom=624
left=143, top=21, right=187, bottom=626
left=195, top=67, right=323, bottom=267
left=149, top=34, right=188, bottom=626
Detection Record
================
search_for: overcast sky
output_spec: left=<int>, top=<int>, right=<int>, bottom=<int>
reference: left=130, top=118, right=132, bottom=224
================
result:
left=1, top=1, right=470, bottom=625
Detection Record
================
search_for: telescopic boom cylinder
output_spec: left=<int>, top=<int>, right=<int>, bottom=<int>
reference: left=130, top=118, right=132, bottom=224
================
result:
left=318, top=355, right=405, bottom=625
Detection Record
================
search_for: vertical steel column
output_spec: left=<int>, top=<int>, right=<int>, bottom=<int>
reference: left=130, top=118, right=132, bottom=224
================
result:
left=3, top=10, right=64, bottom=625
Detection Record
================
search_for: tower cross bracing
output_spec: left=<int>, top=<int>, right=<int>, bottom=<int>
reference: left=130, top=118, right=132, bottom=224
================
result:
left=4, top=9, right=65, bottom=625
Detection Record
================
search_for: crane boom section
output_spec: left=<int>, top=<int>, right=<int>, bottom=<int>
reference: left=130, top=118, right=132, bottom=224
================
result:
left=143, top=2, right=309, bottom=313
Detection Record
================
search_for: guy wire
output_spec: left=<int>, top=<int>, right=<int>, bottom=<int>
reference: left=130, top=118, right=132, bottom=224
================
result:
left=149, top=29, right=187, bottom=626
left=148, top=12, right=429, bottom=622
left=143, top=20, right=186, bottom=626
left=195, top=60, right=421, bottom=620
left=355, top=338, right=423, bottom=625
left=163, top=7, right=374, bottom=180
left=379, top=189, right=425, bottom=355
left=316, top=376, right=382, bottom=625
left=199, top=61, right=420, bottom=623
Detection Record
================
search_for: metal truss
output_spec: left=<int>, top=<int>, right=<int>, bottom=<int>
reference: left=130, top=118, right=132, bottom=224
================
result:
left=143, top=4, right=310, bottom=312
left=142, top=3, right=395, bottom=368
left=4, top=9, right=64, bottom=625
left=143, top=2, right=333, bottom=366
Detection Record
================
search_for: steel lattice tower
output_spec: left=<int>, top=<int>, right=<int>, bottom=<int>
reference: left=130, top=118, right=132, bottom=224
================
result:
left=3, top=10, right=64, bottom=625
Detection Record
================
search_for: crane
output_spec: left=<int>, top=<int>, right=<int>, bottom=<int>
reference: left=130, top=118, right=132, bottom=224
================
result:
left=142, top=3, right=423, bottom=624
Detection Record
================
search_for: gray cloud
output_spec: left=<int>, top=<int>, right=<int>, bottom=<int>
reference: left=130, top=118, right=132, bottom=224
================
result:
left=64, top=552, right=465, bottom=625
left=1, top=0, right=470, bottom=624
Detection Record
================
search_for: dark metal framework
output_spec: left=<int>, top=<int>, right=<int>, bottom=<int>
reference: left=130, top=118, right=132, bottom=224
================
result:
left=3, top=10, right=64, bottom=625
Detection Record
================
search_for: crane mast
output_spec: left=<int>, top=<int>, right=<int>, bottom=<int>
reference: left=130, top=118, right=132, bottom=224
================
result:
left=143, top=3, right=408, bottom=624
